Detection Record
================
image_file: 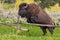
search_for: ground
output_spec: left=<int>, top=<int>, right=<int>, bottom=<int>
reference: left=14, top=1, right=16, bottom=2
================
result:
left=0, top=24, right=60, bottom=40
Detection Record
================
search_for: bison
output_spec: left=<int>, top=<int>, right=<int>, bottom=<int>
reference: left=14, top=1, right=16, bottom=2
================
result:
left=18, top=3, right=55, bottom=35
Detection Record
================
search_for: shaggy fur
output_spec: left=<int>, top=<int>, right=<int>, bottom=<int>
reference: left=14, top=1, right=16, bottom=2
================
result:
left=18, top=3, right=55, bottom=35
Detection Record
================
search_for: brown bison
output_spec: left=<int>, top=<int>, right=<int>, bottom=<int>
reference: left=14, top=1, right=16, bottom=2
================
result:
left=18, top=3, right=55, bottom=35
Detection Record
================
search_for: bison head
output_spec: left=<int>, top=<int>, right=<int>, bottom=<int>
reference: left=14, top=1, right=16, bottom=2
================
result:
left=18, top=3, right=29, bottom=18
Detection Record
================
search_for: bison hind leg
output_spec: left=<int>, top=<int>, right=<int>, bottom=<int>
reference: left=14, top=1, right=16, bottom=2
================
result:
left=40, top=27, right=47, bottom=35
left=48, top=27, right=54, bottom=36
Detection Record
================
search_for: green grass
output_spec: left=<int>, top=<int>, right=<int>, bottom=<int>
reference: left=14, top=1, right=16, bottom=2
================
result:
left=0, top=24, right=60, bottom=40
left=3, top=3, right=14, bottom=10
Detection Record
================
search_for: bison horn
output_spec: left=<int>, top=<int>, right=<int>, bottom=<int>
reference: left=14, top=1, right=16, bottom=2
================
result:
left=24, top=4, right=28, bottom=8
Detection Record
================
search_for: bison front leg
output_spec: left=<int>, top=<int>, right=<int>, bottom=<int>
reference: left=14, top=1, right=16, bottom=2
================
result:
left=48, top=27, right=54, bottom=36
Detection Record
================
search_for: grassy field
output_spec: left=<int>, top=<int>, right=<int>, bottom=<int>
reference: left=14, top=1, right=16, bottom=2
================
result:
left=0, top=24, right=60, bottom=40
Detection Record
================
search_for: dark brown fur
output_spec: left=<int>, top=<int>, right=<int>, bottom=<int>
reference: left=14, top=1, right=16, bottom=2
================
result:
left=18, top=3, right=55, bottom=35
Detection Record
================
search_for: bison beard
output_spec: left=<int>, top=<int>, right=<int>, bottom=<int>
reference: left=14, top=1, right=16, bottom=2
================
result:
left=18, top=3, right=55, bottom=35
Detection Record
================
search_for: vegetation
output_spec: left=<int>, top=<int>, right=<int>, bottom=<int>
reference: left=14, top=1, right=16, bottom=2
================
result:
left=0, top=17, right=60, bottom=40
left=34, top=0, right=60, bottom=8
left=3, top=3, right=14, bottom=9
left=0, top=0, right=60, bottom=40
left=0, top=23, right=60, bottom=40
left=0, top=0, right=15, bottom=3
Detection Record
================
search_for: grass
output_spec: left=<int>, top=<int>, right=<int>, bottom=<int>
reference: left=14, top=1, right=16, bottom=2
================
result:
left=1, top=3, right=14, bottom=10
left=0, top=24, right=60, bottom=40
